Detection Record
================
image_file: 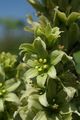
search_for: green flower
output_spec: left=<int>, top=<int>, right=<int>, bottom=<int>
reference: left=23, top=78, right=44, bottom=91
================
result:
left=20, top=37, right=72, bottom=88
left=24, top=15, right=62, bottom=48
left=16, top=83, right=79, bottom=120
left=0, top=52, right=17, bottom=68
left=0, top=79, right=20, bottom=112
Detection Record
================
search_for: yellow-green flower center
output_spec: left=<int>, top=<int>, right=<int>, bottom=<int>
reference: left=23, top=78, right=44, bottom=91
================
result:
left=35, top=66, right=39, bottom=69
left=35, top=58, right=48, bottom=72
left=38, top=67, right=43, bottom=72
left=0, top=83, right=6, bottom=96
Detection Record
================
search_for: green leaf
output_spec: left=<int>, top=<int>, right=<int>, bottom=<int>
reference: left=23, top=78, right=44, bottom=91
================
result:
left=33, top=111, right=47, bottom=120
left=60, top=71, right=77, bottom=87
left=37, top=73, right=47, bottom=88
left=75, top=64, right=80, bottom=74
left=61, top=103, right=80, bottom=116
left=60, top=103, right=72, bottom=115
left=33, top=37, right=48, bottom=58
left=57, top=10, right=67, bottom=24
left=67, top=12, right=80, bottom=25
left=73, top=51, right=80, bottom=74
left=73, top=51, right=80, bottom=64
left=56, top=90, right=67, bottom=104
left=0, top=99, right=4, bottom=112
left=47, top=79, right=57, bottom=104
left=19, top=43, right=34, bottom=54
left=24, top=68, right=38, bottom=79
left=5, top=93, right=20, bottom=104
left=39, top=93, right=49, bottom=107
left=48, top=66, right=56, bottom=79
left=62, top=113, right=72, bottom=120
left=68, top=23, right=79, bottom=49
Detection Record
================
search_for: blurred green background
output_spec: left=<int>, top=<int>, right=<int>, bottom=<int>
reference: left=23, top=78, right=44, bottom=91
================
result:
left=0, top=0, right=35, bottom=54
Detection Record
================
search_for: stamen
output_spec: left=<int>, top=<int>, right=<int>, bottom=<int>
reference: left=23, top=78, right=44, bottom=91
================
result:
left=43, top=64, right=48, bottom=69
left=39, top=58, right=43, bottom=63
left=35, top=66, right=39, bottom=69
left=38, top=67, right=42, bottom=71
left=43, top=59, right=47, bottom=63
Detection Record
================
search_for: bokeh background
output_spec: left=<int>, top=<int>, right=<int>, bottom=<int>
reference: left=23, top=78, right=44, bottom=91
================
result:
left=0, top=0, right=35, bottom=54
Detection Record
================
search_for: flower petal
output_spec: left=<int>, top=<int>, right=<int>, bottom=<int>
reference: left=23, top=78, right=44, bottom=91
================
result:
left=24, top=68, right=38, bottom=79
left=33, top=37, right=48, bottom=58
left=37, top=73, right=47, bottom=88
left=5, top=93, right=20, bottom=104
left=39, top=93, right=49, bottom=107
left=0, top=98, right=4, bottom=112
left=48, top=66, right=56, bottom=79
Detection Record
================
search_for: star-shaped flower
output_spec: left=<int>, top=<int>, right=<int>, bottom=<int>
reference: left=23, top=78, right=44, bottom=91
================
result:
left=0, top=79, right=20, bottom=112
left=20, top=37, right=72, bottom=88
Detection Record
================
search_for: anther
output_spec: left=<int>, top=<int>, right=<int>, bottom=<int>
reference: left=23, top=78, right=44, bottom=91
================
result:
left=35, top=66, right=39, bottom=69
left=43, top=64, right=48, bottom=69
left=39, top=58, right=43, bottom=63
left=38, top=67, right=42, bottom=71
